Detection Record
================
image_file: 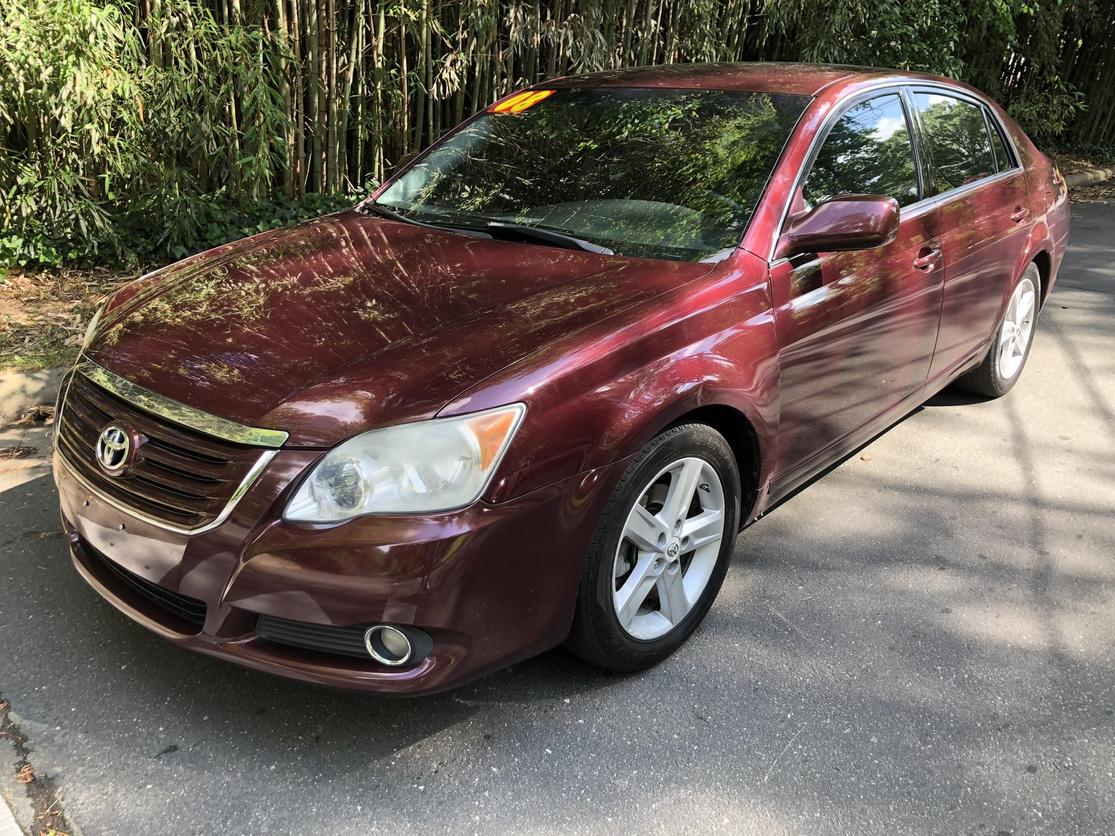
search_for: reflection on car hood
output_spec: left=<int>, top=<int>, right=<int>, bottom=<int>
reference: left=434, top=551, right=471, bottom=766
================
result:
left=88, top=211, right=713, bottom=445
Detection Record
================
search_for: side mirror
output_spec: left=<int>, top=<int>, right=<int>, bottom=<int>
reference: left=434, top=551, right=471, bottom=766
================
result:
left=776, top=194, right=900, bottom=260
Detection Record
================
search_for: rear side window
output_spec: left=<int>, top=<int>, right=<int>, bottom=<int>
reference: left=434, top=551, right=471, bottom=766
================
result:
left=803, top=94, right=920, bottom=208
left=987, top=115, right=1016, bottom=171
left=912, top=93, right=996, bottom=191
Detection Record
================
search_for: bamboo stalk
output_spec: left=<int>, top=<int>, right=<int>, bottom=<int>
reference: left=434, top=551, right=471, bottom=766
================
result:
left=325, top=0, right=338, bottom=191
left=339, top=0, right=364, bottom=189
left=399, top=0, right=410, bottom=159
left=308, top=0, right=322, bottom=192
left=373, top=1, right=385, bottom=181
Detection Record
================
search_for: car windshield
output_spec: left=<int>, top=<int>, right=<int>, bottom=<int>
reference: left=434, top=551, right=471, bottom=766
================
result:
left=374, top=87, right=810, bottom=262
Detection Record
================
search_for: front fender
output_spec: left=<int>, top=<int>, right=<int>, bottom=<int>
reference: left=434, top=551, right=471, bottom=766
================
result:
left=441, top=250, right=781, bottom=505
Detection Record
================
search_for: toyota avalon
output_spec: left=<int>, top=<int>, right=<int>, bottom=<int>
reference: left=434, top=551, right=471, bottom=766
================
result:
left=54, top=63, right=1069, bottom=694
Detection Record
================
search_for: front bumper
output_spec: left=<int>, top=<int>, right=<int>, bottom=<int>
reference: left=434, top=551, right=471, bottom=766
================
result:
left=55, top=450, right=622, bottom=695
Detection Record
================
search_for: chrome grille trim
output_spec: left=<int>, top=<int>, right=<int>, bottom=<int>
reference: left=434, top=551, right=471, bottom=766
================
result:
left=56, top=360, right=286, bottom=535
left=76, top=359, right=288, bottom=448
left=57, top=448, right=278, bottom=536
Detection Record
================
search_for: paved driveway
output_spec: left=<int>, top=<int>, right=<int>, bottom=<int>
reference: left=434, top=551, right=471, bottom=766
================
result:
left=1, top=203, right=1112, bottom=835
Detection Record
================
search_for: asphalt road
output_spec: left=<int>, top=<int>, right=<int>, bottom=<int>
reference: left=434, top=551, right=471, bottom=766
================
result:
left=1, top=203, right=1113, bottom=835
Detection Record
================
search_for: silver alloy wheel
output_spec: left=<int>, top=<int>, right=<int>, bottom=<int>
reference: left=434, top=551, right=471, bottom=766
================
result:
left=998, top=276, right=1037, bottom=381
left=612, top=457, right=726, bottom=640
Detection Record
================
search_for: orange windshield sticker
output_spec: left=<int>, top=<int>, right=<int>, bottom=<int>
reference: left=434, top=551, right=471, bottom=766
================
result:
left=488, top=89, right=555, bottom=114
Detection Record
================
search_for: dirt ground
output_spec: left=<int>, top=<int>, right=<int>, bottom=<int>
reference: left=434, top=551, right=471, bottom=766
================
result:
left=1069, top=181, right=1115, bottom=203
left=0, top=268, right=134, bottom=371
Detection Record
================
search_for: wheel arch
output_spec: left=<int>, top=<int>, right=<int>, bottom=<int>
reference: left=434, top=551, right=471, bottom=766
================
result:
left=660, top=402, right=765, bottom=527
left=1030, top=249, right=1052, bottom=309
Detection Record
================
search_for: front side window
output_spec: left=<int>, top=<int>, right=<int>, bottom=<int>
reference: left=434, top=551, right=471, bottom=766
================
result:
left=802, top=94, right=920, bottom=209
left=912, top=93, right=996, bottom=191
left=375, top=88, right=809, bottom=262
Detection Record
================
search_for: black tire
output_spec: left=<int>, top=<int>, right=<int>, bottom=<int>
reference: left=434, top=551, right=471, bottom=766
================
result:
left=566, top=423, right=741, bottom=672
left=953, top=262, right=1041, bottom=398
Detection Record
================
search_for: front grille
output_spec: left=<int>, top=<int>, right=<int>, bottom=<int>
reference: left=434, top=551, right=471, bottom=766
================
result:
left=84, top=538, right=207, bottom=628
left=56, top=372, right=261, bottom=530
left=256, top=615, right=371, bottom=659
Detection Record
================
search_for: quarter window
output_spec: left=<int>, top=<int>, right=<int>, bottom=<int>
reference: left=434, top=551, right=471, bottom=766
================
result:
left=987, top=115, right=1015, bottom=172
left=802, top=94, right=920, bottom=209
left=912, top=93, right=996, bottom=191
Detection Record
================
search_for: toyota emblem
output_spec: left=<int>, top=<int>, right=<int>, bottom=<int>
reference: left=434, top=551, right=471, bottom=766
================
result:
left=95, top=425, right=131, bottom=474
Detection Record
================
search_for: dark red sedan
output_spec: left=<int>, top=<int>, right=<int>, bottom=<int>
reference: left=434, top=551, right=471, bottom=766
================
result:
left=54, top=63, right=1069, bottom=694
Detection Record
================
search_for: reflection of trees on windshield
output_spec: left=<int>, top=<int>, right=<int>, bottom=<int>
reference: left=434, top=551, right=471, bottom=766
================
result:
left=803, top=94, right=919, bottom=208
left=913, top=94, right=996, bottom=190
left=378, top=89, right=808, bottom=262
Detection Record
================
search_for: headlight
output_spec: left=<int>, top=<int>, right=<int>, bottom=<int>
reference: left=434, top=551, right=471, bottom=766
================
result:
left=80, top=303, right=106, bottom=353
left=283, top=404, right=526, bottom=521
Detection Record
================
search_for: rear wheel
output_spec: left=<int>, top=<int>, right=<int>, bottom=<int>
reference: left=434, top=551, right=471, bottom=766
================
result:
left=567, top=424, right=740, bottom=672
left=954, top=263, right=1040, bottom=398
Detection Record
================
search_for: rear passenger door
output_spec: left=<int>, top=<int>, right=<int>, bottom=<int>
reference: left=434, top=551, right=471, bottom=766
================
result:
left=908, top=89, right=1033, bottom=384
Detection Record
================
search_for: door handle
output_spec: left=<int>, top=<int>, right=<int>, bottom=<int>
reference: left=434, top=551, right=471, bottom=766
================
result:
left=1010, top=206, right=1030, bottom=223
left=912, top=247, right=942, bottom=271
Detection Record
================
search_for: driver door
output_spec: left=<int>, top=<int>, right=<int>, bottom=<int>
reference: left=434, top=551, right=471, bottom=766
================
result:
left=769, top=91, right=944, bottom=493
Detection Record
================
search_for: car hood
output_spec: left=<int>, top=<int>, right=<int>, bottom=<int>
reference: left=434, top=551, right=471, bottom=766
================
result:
left=88, top=211, right=714, bottom=446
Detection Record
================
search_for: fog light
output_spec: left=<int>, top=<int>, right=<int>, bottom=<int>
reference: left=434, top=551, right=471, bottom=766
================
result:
left=364, top=625, right=413, bottom=666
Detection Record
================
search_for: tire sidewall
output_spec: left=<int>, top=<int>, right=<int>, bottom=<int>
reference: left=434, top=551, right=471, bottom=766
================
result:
left=990, top=263, right=1041, bottom=394
left=584, top=424, right=741, bottom=669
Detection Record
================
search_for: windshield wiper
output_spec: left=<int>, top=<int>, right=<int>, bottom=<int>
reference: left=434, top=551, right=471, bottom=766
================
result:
left=481, top=221, right=613, bottom=255
left=359, top=201, right=498, bottom=241
left=358, top=201, right=468, bottom=231
left=357, top=200, right=413, bottom=223
left=360, top=202, right=611, bottom=255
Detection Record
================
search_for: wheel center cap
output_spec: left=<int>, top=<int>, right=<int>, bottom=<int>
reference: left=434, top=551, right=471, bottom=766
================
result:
left=665, top=539, right=681, bottom=560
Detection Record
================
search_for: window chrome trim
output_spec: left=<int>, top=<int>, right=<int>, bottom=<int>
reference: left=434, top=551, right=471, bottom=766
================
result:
left=768, top=78, right=1024, bottom=263
left=926, top=167, right=1023, bottom=207
left=982, top=105, right=1019, bottom=172
left=906, top=84, right=1023, bottom=177
left=57, top=447, right=278, bottom=537
left=76, top=359, right=288, bottom=448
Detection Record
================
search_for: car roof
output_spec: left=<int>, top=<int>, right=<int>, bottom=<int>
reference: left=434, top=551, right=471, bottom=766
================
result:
left=543, top=62, right=954, bottom=98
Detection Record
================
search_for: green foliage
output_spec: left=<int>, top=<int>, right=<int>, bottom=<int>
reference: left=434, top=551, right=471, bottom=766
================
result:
left=0, top=0, right=317, bottom=269
left=0, top=0, right=1111, bottom=270
left=763, top=0, right=968, bottom=75
left=0, top=0, right=141, bottom=265
left=1005, top=78, right=1088, bottom=144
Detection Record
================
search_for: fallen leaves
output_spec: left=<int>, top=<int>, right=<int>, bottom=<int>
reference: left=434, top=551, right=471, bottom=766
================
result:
left=1071, top=181, right=1115, bottom=203
left=1050, top=151, right=1113, bottom=176
left=0, top=267, right=135, bottom=370
left=12, top=404, right=55, bottom=426
left=1, top=700, right=75, bottom=835
left=0, top=444, right=39, bottom=460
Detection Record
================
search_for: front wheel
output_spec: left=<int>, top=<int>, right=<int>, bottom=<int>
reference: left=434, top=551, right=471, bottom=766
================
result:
left=954, top=263, right=1041, bottom=398
left=566, top=424, right=740, bottom=672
